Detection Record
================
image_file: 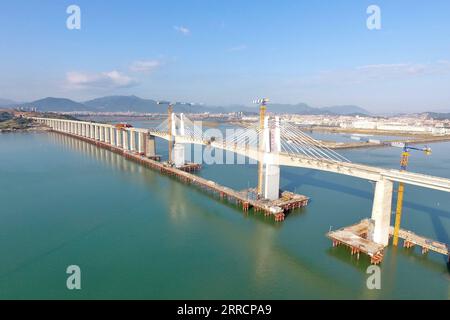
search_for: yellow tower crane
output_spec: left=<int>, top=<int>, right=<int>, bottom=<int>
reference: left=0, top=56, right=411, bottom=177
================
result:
left=392, top=142, right=432, bottom=246
left=254, top=98, right=269, bottom=197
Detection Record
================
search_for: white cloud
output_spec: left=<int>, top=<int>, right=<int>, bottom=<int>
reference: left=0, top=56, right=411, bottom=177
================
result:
left=296, top=60, right=450, bottom=87
left=66, top=70, right=139, bottom=89
left=354, top=61, right=450, bottom=80
left=130, top=60, right=161, bottom=73
left=356, top=63, right=428, bottom=77
left=174, top=26, right=190, bottom=35
left=228, top=45, right=247, bottom=52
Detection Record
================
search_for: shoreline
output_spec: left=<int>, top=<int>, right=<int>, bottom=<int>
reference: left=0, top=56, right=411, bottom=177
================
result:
left=322, top=137, right=450, bottom=150
left=0, top=125, right=50, bottom=134
left=305, top=126, right=448, bottom=137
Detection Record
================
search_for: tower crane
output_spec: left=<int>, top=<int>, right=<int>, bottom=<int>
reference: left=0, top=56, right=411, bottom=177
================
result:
left=391, top=142, right=432, bottom=246
left=253, top=98, right=269, bottom=197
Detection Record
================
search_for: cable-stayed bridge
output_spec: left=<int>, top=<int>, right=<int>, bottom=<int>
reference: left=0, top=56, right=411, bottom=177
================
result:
left=31, top=111, right=450, bottom=263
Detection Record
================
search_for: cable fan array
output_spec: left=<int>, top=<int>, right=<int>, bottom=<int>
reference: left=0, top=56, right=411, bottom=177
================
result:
left=151, top=115, right=350, bottom=163
left=278, top=121, right=350, bottom=163
left=228, top=120, right=350, bottom=163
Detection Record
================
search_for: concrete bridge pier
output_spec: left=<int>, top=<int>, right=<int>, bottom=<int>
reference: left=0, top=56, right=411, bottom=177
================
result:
left=369, top=178, right=394, bottom=246
left=173, top=140, right=185, bottom=168
left=110, top=127, right=115, bottom=145
left=172, top=114, right=186, bottom=168
left=123, top=130, right=129, bottom=150
left=138, top=132, right=145, bottom=155
left=99, top=126, right=104, bottom=142
left=104, top=127, right=110, bottom=143
left=116, top=128, right=122, bottom=147
left=129, top=130, right=136, bottom=152
left=263, top=157, right=281, bottom=200
left=146, top=134, right=156, bottom=158
left=261, top=116, right=281, bottom=201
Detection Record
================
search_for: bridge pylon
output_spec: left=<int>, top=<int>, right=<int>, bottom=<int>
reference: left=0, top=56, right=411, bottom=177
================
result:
left=253, top=97, right=282, bottom=201
left=172, top=113, right=186, bottom=168
left=158, top=101, right=190, bottom=167
left=255, top=98, right=269, bottom=197
left=262, top=116, right=281, bottom=200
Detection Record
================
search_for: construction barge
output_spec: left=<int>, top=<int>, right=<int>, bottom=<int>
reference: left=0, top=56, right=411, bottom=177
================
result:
left=56, top=130, right=309, bottom=222
left=327, top=219, right=449, bottom=264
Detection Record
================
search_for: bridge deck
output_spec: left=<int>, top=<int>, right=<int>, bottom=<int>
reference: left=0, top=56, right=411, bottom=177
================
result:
left=148, top=129, right=450, bottom=193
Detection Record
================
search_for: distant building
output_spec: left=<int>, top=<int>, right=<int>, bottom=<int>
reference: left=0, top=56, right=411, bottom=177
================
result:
left=352, top=120, right=377, bottom=130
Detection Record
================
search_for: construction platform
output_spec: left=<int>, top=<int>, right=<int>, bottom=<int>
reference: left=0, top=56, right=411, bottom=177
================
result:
left=240, top=188, right=309, bottom=220
left=389, top=226, right=449, bottom=257
left=55, top=130, right=309, bottom=222
left=147, top=155, right=162, bottom=162
left=327, top=219, right=450, bottom=264
left=161, top=161, right=202, bottom=172
left=327, top=219, right=385, bottom=264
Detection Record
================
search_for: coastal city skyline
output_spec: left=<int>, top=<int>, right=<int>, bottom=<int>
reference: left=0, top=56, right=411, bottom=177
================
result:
left=1, top=0, right=450, bottom=113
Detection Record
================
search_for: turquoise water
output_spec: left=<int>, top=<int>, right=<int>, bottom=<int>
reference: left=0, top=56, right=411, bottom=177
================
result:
left=0, top=131, right=449, bottom=299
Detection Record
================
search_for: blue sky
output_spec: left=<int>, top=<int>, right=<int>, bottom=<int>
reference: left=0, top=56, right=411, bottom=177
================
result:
left=0, top=0, right=449, bottom=112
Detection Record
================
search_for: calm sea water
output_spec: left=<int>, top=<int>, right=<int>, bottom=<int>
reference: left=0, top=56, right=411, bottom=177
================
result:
left=0, top=129, right=449, bottom=299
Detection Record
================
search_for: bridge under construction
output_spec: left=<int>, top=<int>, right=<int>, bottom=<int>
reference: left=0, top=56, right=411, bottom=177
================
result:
left=32, top=116, right=309, bottom=222
left=30, top=102, right=450, bottom=265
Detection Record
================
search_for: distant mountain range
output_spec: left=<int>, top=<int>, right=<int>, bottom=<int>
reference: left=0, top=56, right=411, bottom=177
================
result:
left=261, top=103, right=369, bottom=115
left=5, top=95, right=450, bottom=118
left=19, top=97, right=86, bottom=111
left=0, top=95, right=372, bottom=115
left=419, top=112, right=450, bottom=120
left=0, top=98, right=18, bottom=107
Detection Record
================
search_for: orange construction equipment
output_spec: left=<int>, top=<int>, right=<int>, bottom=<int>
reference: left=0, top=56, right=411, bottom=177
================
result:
left=114, top=123, right=133, bottom=129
